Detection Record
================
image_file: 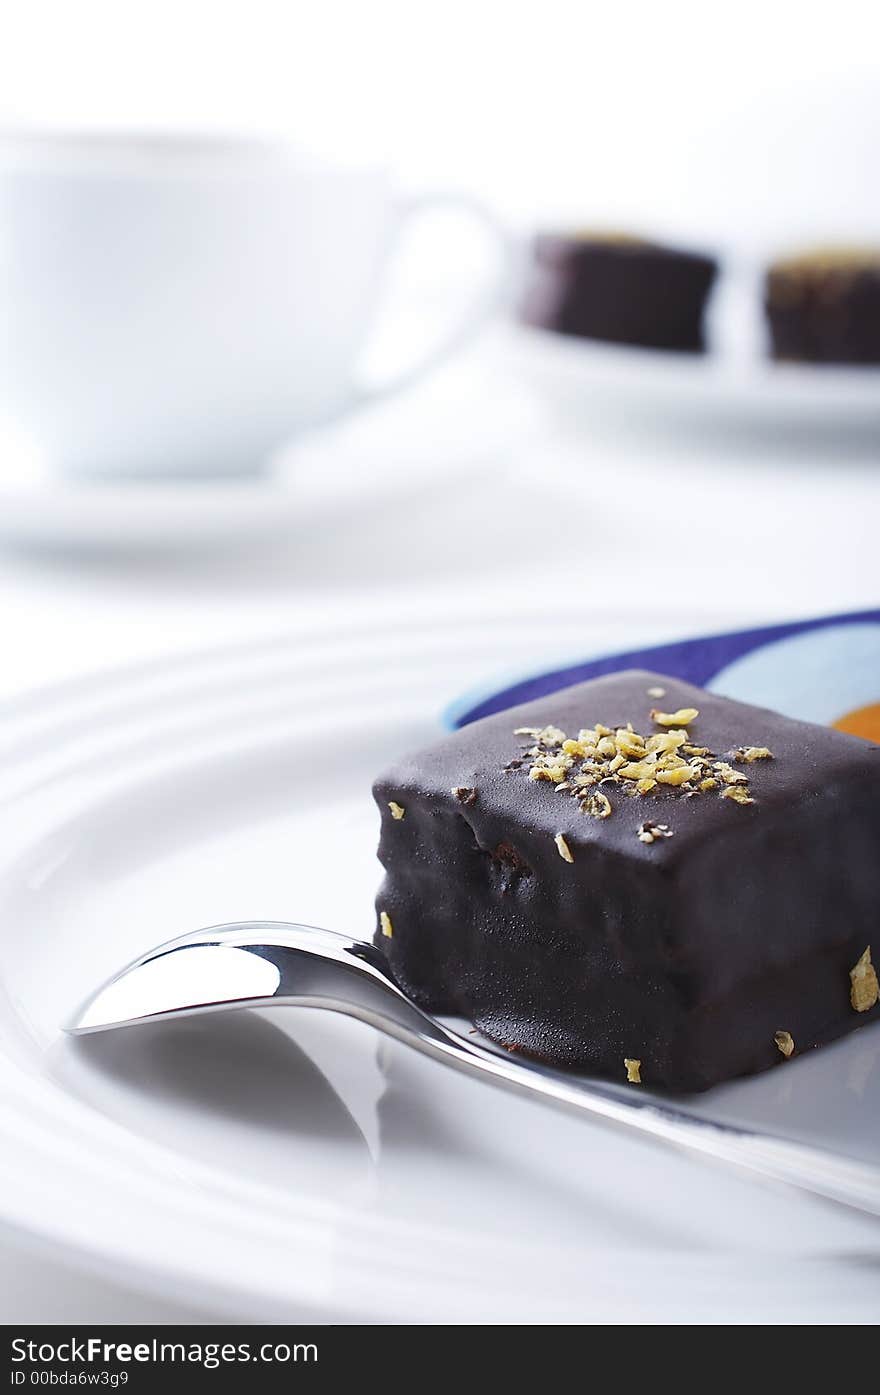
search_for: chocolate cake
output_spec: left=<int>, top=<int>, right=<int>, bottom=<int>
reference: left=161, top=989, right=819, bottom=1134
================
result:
left=373, top=671, right=880, bottom=1092
left=519, top=233, right=717, bottom=352
left=765, top=248, right=880, bottom=364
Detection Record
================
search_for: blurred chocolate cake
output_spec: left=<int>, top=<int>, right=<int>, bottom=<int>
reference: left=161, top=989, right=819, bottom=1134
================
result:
left=520, top=232, right=717, bottom=352
left=765, top=248, right=880, bottom=364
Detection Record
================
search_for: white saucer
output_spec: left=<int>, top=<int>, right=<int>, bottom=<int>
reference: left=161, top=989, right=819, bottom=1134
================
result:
left=0, top=479, right=310, bottom=553
left=0, top=366, right=499, bottom=555
left=1, top=612, right=879, bottom=1323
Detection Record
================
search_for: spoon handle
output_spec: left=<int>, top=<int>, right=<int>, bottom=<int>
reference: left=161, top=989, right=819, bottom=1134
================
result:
left=407, top=1018, right=880, bottom=1219
left=69, top=920, right=880, bottom=1220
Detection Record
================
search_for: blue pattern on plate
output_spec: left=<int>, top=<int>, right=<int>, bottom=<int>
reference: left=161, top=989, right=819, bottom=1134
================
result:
left=447, top=608, right=880, bottom=728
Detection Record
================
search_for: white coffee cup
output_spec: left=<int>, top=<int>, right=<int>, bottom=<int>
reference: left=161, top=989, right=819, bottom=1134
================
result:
left=0, top=132, right=508, bottom=480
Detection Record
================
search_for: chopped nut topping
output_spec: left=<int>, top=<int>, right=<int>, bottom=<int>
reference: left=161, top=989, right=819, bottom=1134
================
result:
left=651, top=707, right=699, bottom=726
left=714, top=761, right=748, bottom=785
left=507, top=704, right=771, bottom=816
left=646, top=730, right=687, bottom=755
left=647, top=686, right=666, bottom=698
left=528, top=751, right=572, bottom=783
left=554, top=832, right=574, bottom=863
left=637, top=821, right=673, bottom=845
left=850, top=946, right=879, bottom=1013
left=656, top=764, right=700, bottom=786
left=624, top=1058, right=642, bottom=1084
left=619, top=759, right=655, bottom=781
left=721, top=785, right=755, bottom=805
left=452, top=786, right=477, bottom=805
left=380, top=911, right=394, bottom=939
left=388, top=801, right=405, bottom=820
left=774, top=1030, right=795, bottom=1058
left=615, top=728, right=647, bottom=759
left=517, top=724, right=566, bottom=747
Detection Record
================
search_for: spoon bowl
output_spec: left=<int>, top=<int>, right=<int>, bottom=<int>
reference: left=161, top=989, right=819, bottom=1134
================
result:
left=68, top=919, right=880, bottom=1221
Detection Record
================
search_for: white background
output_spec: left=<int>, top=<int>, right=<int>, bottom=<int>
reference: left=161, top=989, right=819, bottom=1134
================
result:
left=1, top=0, right=879, bottom=246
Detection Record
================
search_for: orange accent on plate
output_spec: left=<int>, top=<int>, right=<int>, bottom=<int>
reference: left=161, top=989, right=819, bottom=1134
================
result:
left=833, top=703, right=880, bottom=742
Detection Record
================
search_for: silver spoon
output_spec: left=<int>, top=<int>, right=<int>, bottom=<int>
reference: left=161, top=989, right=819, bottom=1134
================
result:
left=67, top=920, right=880, bottom=1219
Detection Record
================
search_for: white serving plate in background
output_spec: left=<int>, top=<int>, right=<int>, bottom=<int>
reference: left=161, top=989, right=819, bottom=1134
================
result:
left=509, top=300, right=880, bottom=445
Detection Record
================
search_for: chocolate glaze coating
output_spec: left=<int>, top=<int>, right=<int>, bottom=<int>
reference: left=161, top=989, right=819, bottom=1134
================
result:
left=373, top=670, right=880, bottom=1092
left=520, top=235, right=717, bottom=352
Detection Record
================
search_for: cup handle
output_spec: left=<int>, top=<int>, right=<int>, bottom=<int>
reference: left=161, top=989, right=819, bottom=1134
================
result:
left=351, top=192, right=513, bottom=407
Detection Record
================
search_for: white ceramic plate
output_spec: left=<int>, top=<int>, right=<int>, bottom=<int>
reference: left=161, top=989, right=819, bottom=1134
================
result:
left=2, top=614, right=880, bottom=1324
left=509, top=314, right=880, bottom=443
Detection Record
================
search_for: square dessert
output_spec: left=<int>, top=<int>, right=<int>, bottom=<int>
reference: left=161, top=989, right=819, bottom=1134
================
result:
left=373, top=670, right=880, bottom=1091
left=520, top=233, right=717, bottom=352
left=765, top=248, right=880, bottom=364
